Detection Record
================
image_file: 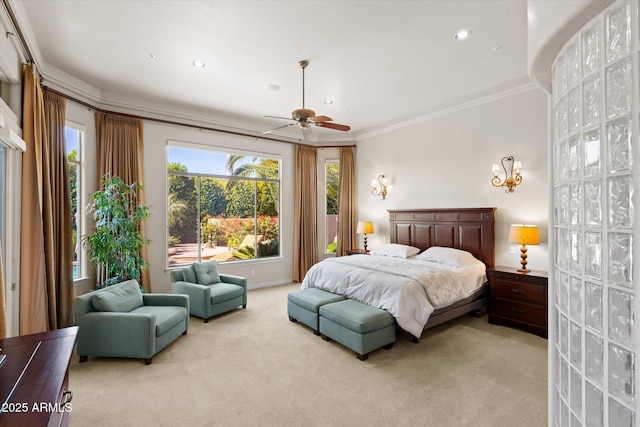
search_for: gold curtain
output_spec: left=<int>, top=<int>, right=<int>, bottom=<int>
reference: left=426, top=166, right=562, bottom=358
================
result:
left=43, top=90, right=73, bottom=329
left=20, top=65, right=72, bottom=333
left=95, top=113, right=150, bottom=292
left=336, top=147, right=356, bottom=256
left=0, top=244, right=6, bottom=338
left=292, top=144, right=317, bottom=282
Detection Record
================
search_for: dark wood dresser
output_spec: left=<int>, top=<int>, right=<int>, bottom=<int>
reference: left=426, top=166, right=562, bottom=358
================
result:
left=0, top=326, right=78, bottom=427
left=488, top=267, right=548, bottom=338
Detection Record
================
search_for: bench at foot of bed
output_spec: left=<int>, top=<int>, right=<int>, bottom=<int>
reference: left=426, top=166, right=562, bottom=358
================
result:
left=319, top=299, right=395, bottom=361
left=287, top=288, right=346, bottom=335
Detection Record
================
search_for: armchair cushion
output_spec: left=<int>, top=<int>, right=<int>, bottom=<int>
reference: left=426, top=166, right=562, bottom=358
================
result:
left=133, top=305, right=188, bottom=336
left=91, top=279, right=143, bottom=312
left=193, top=260, right=221, bottom=285
left=182, top=265, right=197, bottom=283
left=210, top=282, right=245, bottom=304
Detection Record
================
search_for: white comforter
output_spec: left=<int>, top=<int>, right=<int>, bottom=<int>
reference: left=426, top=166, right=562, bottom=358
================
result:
left=301, top=255, right=487, bottom=338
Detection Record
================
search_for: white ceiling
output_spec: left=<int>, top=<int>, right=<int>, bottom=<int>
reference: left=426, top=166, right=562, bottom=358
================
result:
left=14, top=0, right=531, bottom=144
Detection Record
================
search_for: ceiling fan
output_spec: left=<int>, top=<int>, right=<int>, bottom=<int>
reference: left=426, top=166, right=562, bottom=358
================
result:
left=262, top=60, right=350, bottom=135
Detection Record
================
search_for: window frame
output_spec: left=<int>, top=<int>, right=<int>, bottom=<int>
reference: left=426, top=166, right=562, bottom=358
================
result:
left=324, top=159, right=340, bottom=255
left=166, top=142, right=282, bottom=268
left=64, top=120, right=88, bottom=286
left=0, top=124, right=26, bottom=336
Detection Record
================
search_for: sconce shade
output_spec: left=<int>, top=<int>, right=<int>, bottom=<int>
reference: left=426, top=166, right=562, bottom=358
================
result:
left=371, top=175, right=388, bottom=199
left=356, top=221, right=374, bottom=234
left=491, top=155, right=523, bottom=193
left=508, top=224, right=540, bottom=245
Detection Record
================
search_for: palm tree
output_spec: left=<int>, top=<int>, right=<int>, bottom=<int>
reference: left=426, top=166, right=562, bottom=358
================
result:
left=226, top=155, right=279, bottom=179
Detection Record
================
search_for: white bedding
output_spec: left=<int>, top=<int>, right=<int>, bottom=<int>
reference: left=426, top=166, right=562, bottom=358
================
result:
left=301, top=254, right=487, bottom=338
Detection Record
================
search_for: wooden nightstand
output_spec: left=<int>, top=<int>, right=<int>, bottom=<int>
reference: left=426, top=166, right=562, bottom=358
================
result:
left=488, top=266, right=548, bottom=338
left=345, top=249, right=369, bottom=255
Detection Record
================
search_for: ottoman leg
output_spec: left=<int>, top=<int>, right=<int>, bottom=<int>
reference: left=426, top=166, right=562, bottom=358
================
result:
left=357, top=353, right=369, bottom=361
left=383, top=343, right=394, bottom=350
left=321, top=334, right=331, bottom=341
left=288, top=316, right=298, bottom=322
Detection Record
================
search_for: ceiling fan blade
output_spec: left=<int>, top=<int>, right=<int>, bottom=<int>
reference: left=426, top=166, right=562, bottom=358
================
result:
left=308, top=115, right=332, bottom=123
left=264, top=115, right=296, bottom=122
left=262, top=122, right=297, bottom=134
left=316, top=122, right=351, bottom=132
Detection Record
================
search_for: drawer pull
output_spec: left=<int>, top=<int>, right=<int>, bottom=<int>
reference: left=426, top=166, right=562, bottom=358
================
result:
left=511, top=289, right=526, bottom=294
left=62, top=391, right=73, bottom=404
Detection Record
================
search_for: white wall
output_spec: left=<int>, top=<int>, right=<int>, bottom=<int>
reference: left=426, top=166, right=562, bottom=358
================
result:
left=355, top=85, right=550, bottom=272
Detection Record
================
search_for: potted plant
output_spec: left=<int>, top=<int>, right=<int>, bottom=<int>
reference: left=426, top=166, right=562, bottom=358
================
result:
left=82, top=174, right=151, bottom=287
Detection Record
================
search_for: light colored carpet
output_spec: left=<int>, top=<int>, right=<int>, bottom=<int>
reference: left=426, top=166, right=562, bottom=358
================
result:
left=68, top=283, right=547, bottom=427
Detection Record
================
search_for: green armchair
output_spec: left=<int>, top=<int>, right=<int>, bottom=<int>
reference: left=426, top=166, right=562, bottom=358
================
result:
left=74, top=280, right=189, bottom=365
left=170, top=260, right=247, bottom=323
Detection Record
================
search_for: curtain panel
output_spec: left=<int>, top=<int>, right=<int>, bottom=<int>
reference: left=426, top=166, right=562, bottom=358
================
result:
left=292, top=144, right=317, bottom=282
left=336, top=147, right=355, bottom=256
left=20, top=64, right=72, bottom=334
left=94, top=113, right=150, bottom=292
left=43, top=89, right=73, bottom=329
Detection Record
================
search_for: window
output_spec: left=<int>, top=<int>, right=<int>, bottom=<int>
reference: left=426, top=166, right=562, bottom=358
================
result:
left=325, top=160, right=339, bottom=253
left=65, top=125, right=83, bottom=280
left=167, top=145, right=280, bottom=267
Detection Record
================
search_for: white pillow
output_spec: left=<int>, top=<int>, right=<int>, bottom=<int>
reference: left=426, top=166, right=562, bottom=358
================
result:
left=370, top=243, right=420, bottom=258
left=416, top=246, right=481, bottom=267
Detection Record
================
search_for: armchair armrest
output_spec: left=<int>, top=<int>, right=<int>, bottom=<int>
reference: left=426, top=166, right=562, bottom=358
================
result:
left=171, top=281, right=210, bottom=319
left=220, top=274, right=247, bottom=289
left=75, top=311, right=156, bottom=358
left=143, top=293, right=189, bottom=309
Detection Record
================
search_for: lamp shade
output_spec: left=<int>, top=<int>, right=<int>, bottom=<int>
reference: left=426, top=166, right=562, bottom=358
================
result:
left=508, top=224, right=540, bottom=245
left=356, top=221, right=374, bottom=234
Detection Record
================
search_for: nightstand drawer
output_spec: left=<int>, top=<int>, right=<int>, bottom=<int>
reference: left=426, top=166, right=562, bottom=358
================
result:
left=493, top=279, right=545, bottom=305
left=490, top=270, right=548, bottom=286
left=493, top=300, right=546, bottom=326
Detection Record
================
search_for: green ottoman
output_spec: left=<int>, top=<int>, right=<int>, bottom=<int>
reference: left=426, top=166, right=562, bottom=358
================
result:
left=319, top=299, right=395, bottom=361
left=288, top=288, right=346, bottom=335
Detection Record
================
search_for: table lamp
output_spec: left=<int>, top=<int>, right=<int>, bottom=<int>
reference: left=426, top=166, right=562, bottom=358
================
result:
left=356, top=221, right=374, bottom=252
left=508, top=224, right=540, bottom=273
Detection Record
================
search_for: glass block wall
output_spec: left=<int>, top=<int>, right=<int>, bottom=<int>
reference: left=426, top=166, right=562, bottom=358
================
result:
left=551, top=1, right=639, bottom=425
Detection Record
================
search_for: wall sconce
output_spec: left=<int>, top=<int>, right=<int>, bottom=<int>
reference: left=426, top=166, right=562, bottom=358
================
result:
left=356, top=221, right=374, bottom=252
left=491, top=156, right=522, bottom=193
left=508, top=224, right=540, bottom=273
left=371, top=175, right=388, bottom=199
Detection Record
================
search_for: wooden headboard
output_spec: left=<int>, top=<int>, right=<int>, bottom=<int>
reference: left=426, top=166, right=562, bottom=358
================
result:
left=388, top=208, right=496, bottom=269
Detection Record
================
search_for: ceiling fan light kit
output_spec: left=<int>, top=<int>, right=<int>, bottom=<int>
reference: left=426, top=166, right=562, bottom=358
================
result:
left=263, top=60, right=350, bottom=136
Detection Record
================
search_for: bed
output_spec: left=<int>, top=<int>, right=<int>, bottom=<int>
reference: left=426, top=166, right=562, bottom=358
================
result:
left=302, top=207, right=496, bottom=342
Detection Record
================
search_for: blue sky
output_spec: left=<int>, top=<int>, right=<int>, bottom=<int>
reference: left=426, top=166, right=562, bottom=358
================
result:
left=168, top=146, right=228, bottom=175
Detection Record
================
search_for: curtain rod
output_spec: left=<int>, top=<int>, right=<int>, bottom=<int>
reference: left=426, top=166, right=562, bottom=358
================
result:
left=42, top=86, right=356, bottom=149
left=2, top=1, right=36, bottom=67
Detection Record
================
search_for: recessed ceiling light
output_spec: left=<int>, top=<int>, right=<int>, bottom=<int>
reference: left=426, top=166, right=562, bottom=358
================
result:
left=192, top=61, right=205, bottom=68
left=454, top=30, right=472, bottom=41
left=267, top=84, right=280, bottom=91
left=324, top=100, right=333, bottom=104
left=148, top=53, right=157, bottom=59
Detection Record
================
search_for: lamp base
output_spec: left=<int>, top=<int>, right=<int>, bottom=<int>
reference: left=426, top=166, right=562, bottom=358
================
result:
left=518, top=244, right=530, bottom=274
left=363, top=234, right=368, bottom=252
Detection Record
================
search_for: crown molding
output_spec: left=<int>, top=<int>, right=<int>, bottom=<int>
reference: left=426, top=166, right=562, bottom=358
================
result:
left=355, top=79, right=538, bottom=141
